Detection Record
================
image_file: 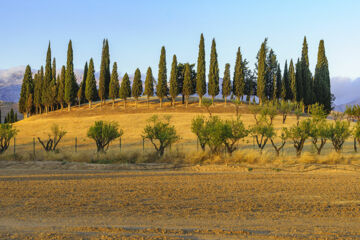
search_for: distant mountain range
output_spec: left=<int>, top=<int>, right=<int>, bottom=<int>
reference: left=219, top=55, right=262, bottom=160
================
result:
left=0, top=66, right=359, bottom=111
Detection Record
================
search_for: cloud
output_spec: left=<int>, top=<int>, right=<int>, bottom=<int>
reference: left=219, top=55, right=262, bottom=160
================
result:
left=331, top=76, right=360, bottom=105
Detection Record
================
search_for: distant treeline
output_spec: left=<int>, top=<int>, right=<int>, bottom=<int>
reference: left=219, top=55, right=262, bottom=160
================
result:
left=18, top=34, right=331, bottom=117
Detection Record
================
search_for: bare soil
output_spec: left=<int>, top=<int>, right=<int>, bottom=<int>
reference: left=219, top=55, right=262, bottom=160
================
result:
left=1, top=162, right=360, bottom=239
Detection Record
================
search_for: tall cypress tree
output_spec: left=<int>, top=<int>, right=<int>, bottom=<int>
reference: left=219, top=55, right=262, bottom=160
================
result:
left=109, top=62, right=120, bottom=108
left=120, top=73, right=131, bottom=109
left=276, top=64, right=282, bottom=99
left=43, top=42, right=52, bottom=113
left=301, top=37, right=313, bottom=106
left=272, top=73, right=277, bottom=101
left=222, top=63, right=231, bottom=105
left=85, top=58, right=97, bottom=108
left=156, top=46, right=167, bottom=107
left=78, top=61, right=88, bottom=104
left=233, top=47, right=245, bottom=101
left=295, top=58, right=303, bottom=102
left=265, top=49, right=278, bottom=100
left=104, top=39, right=110, bottom=100
left=144, top=67, right=154, bottom=107
left=196, top=33, right=206, bottom=105
left=183, top=63, right=192, bottom=108
left=19, top=65, right=34, bottom=117
left=208, top=38, right=219, bottom=104
left=64, top=40, right=77, bottom=111
left=289, top=60, right=297, bottom=102
left=57, top=66, right=66, bottom=110
left=132, top=68, right=143, bottom=108
left=169, top=54, right=178, bottom=107
left=49, top=57, right=57, bottom=111
left=98, top=39, right=107, bottom=104
left=314, top=40, right=331, bottom=112
left=34, top=67, right=44, bottom=114
left=257, top=42, right=266, bottom=104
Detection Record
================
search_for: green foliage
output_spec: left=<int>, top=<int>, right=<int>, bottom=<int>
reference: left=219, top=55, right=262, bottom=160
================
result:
left=132, top=68, right=143, bottom=104
left=309, top=119, right=330, bottom=154
left=202, top=98, right=213, bottom=116
left=0, top=123, right=17, bottom=154
left=208, top=38, right=219, bottom=102
left=233, top=47, right=245, bottom=101
left=295, top=59, right=303, bottom=102
left=345, top=105, right=360, bottom=121
left=157, top=46, right=168, bottom=105
left=261, top=101, right=278, bottom=124
left=191, top=116, right=208, bottom=151
left=182, top=63, right=192, bottom=106
left=289, top=60, right=296, bottom=101
left=119, top=73, right=131, bottom=105
left=222, top=63, right=231, bottom=103
left=328, top=120, right=351, bottom=152
left=196, top=33, right=206, bottom=104
left=87, top=121, right=123, bottom=153
left=300, top=37, right=313, bottom=106
left=250, top=119, right=274, bottom=151
left=270, top=127, right=288, bottom=156
left=309, top=103, right=327, bottom=122
left=109, top=62, right=120, bottom=101
left=144, top=67, right=154, bottom=98
left=279, top=100, right=293, bottom=124
left=4, top=109, right=18, bottom=123
left=294, top=101, right=304, bottom=122
left=85, top=58, right=98, bottom=105
left=37, top=124, right=67, bottom=152
left=57, top=66, right=66, bottom=108
left=79, top=62, right=88, bottom=104
left=142, top=115, right=180, bottom=156
left=169, top=55, right=178, bottom=104
left=222, top=118, right=249, bottom=155
left=98, top=39, right=110, bottom=101
left=287, top=119, right=312, bottom=156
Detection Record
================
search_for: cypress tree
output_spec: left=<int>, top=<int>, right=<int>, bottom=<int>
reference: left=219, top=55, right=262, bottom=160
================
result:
left=109, top=62, right=120, bottom=108
left=196, top=33, right=206, bottom=106
left=49, top=58, right=57, bottom=111
left=19, top=65, right=34, bottom=117
left=222, top=63, right=231, bottom=105
left=295, top=58, right=303, bottom=102
left=57, top=66, right=66, bottom=110
left=314, top=40, right=331, bottom=112
left=233, top=47, right=245, bottom=101
left=132, top=68, right=143, bottom=108
left=85, top=58, right=97, bottom=108
left=64, top=40, right=77, bottom=111
left=98, top=39, right=107, bottom=104
left=265, top=49, right=278, bottom=100
left=120, top=73, right=131, bottom=109
left=52, top=58, right=56, bottom=81
left=276, top=64, right=282, bottom=99
left=272, top=73, right=277, bottom=101
left=301, top=37, right=313, bottom=106
left=169, top=55, right=178, bottom=107
left=34, top=67, right=44, bottom=114
left=104, top=39, right=111, bottom=99
left=289, top=60, right=297, bottom=102
left=43, top=42, right=52, bottom=113
left=156, top=46, right=167, bottom=107
left=79, top=62, right=88, bottom=104
left=182, top=63, right=192, bottom=108
left=208, top=38, right=219, bottom=104
left=144, top=67, right=154, bottom=107
left=281, top=60, right=291, bottom=100
left=257, top=42, right=266, bottom=104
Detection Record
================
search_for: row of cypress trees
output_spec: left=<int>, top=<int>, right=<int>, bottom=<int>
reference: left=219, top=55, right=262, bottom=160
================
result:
left=18, top=35, right=332, bottom=117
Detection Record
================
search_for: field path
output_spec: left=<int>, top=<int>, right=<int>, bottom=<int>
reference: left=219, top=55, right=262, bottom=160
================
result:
left=1, top=165, right=360, bottom=239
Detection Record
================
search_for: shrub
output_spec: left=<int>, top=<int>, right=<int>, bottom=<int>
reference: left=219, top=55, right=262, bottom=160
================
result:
left=143, top=115, right=180, bottom=156
left=248, top=104, right=262, bottom=124
left=0, top=123, right=17, bottom=154
left=191, top=116, right=208, bottom=151
left=287, top=119, right=312, bottom=156
left=328, top=120, right=351, bottom=153
left=279, top=100, right=292, bottom=124
left=261, top=101, right=278, bottom=124
left=270, top=127, right=288, bottom=156
left=87, top=121, right=124, bottom=153
left=310, top=103, right=327, bottom=122
left=37, top=124, right=67, bottom=152
left=221, top=118, right=248, bottom=155
left=353, top=121, right=360, bottom=152
left=203, top=116, right=224, bottom=154
left=293, top=101, right=304, bottom=124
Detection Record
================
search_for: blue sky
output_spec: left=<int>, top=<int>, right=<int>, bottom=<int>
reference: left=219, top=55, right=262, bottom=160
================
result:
left=0, top=0, right=359, bottom=79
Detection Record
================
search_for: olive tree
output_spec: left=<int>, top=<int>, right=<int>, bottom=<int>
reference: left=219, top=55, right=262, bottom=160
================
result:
left=279, top=100, right=292, bottom=124
left=309, top=120, right=330, bottom=155
left=143, top=115, right=180, bottom=156
left=353, top=121, right=360, bottom=152
left=191, top=116, right=208, bottom=151
left=287, top=119, right=312, bottom=156
left=328, top=120, right=351, bottom=153
left=87, top=121, right=124, bottom=153
left=250, top=119, right=274, bottom=152
left=37, top=124, right=67, bottom=152
left=221, top=118, right=249, bottom=155
left=0, top=124, right=17, bottom=154
left=270, top=127, right=288, bottom=156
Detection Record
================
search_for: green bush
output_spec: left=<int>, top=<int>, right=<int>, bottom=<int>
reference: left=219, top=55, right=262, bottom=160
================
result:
left=250, top=119, right=274, bottom=152
left=191, top=116, right=208, bottom=151
left=143, top=115, right=180, bottom=156
left=221, top=118, right=248, bottom=155
left=87, top=121, right=124, bottom=153
left=270, top=127, right=288, bottom=156
left=328, top=120, right=351, bottom=153
left=0, top=123, right=17, bottom=154
left=279, top=100, right=293, bottom=124
left=287, top=119, right=312, bottom=156
left=309, top=120, right=330, bottom=155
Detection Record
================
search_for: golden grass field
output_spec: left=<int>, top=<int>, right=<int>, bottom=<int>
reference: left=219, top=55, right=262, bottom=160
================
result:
left=2, top=97, right=360, bottom=239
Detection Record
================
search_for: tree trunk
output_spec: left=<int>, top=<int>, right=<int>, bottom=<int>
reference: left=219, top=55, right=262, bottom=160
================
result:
left=185, top=96, right=188, bottom=108
left=211, top=96, right=215, bottom=106
left=199, top=96, right=202, bottom=106
left=354, top=138, right=357, bottom=153
left=159, top=98, right=162, bottom=108
left=172, top=98, right=175, bottom=108
left=182, top=95, right=185, bottom=104
left=60, top=103, right=63, bottom=111
left=225, top=97, right=227, bottom=105
left=112, top=99, right=115, bottom=109
left=124, top=99, right=126, bottom=109
left=68, top=103, right=71, bottom=112
left=147, top=97, right=150, bottom=108
left=89, top=101, right=92, bottom=109
left=135, top=99, right=138, bottom=109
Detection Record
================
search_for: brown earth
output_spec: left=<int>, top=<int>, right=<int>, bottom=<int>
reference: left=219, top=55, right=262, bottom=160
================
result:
left=1, top=163, right=360, bottom=239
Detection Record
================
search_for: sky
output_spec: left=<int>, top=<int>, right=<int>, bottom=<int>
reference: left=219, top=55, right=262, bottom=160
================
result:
left=0, top=0, right=359, bottom=79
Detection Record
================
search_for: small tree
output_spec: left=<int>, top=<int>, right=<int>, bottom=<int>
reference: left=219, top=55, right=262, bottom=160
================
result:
left=270, top=127, right=288, bottom=156
left=261, top=101, right=278, bottom=124
left=119, top=73, right=131, bottom=109
left=144, top=67, right=154, bottom=108
left=87, top=121, right=123, bottom=153
left=37, top=124, right=67, bottom=152
left=142, top=115, right=180, bottom=156
left=250, top=119, right=274, bottom=152
left=202, top=98, right=212, bottom=117
left=328, top=120, right=351, bottom=153
left=204, top=116, right=224, bottom=154
left=248, top=104, right=262, bottom=124
left=132, top=68, right=143, bottom=108
left=0, top=124, right=17, bottom=154
left=279, top=100, right=292, bottom=124
left=109, top=62, right=120, bottom=108
left=293, top=102, right=304, bottom=124
left=353, top=121, right=360, bottom=152
left=287, top=119, right=312, bottom=156
left=309, top=120, right=330, bottom=155
left=222, top=118, right=248, bottom=155
left=191, top=116, right=208, bottom=151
